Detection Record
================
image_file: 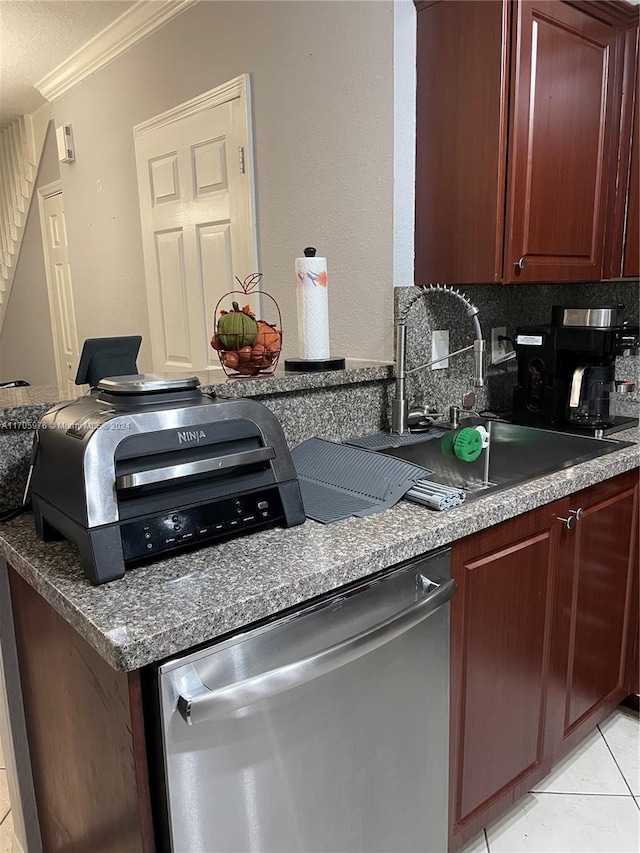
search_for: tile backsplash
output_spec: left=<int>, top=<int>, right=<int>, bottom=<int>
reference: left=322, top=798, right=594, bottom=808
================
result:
left=395, top=280, right=639, bottom=417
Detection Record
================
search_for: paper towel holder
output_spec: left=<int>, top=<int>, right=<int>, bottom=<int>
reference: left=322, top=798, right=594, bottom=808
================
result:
left=285, top=247, right=346, bottom=373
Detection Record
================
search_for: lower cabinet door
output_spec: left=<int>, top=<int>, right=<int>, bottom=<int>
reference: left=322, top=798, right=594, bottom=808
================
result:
left=448, top=471, right=638, bottom=852
left=549, top=472, right=639, bottom=759
left=449, top=502, right=564, bottom=848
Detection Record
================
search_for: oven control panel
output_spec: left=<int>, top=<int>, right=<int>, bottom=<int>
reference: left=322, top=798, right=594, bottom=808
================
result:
left=120, top=488, right=284, bottom=561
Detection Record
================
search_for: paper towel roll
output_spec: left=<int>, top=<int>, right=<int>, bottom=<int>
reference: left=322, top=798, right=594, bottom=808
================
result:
left=295, top=256, right=330, bottom=359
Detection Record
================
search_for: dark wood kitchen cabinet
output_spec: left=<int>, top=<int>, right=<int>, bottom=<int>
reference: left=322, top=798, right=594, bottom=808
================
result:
left=607, top=24, right=639, bottom=278
left=547, top=470, right=639, bottom=759
left=449, top=469, right=639, bottom=851
left=415, top=0, right=638, bottom=285
left=625, top=504, right=639, bottom=695
left=505, top=1, right=622, bottom=282
left=6, top=567, right=156, bottom=852
left=414, top=0, right=510, bottom=284
left=449, top=500, right=564, bottom=849
left=622, top=68, right=639, bottom=277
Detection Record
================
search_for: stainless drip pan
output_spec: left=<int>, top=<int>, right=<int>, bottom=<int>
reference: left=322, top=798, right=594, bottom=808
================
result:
left=97, top=373, right=200, bottom=394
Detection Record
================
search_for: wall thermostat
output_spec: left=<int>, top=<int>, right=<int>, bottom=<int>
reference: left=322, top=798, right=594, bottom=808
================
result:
left=56, top=124, right=75, bottom=163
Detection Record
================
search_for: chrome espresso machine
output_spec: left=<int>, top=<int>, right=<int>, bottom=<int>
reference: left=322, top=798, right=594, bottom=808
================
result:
left=511, top=305, right=638, bottom=435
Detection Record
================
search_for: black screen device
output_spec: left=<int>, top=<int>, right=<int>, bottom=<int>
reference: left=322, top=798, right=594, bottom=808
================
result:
left=75, top=336, right=142, bottom=388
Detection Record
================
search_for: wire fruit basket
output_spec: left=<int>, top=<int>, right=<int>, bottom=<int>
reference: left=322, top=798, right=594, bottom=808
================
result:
left=211, top=274, right=282, bottom=378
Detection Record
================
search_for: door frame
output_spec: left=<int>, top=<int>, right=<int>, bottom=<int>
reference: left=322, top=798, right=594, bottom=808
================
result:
left=37, top=180, right=80, bottom=389
left=133, top=72, right=259, bottom=275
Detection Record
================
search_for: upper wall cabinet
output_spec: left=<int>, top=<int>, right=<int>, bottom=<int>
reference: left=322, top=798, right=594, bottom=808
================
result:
left=415, top=0, right=509, bottom=285
left=506, top=2, right=621, bottom=282
left=415, top=0, right=639, bottom=285
left=607, top=23, right=639, bottom=278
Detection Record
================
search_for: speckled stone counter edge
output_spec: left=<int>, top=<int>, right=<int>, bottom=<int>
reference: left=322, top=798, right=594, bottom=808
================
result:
left=208, top=361, right=393, bottom=398
left=0, top=430, right=637, bottom=672
left=0, top=362, right=393, bottom=420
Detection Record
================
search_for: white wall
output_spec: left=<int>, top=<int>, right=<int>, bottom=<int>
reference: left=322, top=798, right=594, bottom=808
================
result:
left=0, top=122, right=60, bottom=385
left=393, top=0, right=416, bottom=287
left=49, top=0, right=395, bottom=369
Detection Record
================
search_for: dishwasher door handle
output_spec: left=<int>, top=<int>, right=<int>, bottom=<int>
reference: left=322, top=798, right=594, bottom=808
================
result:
left=177, top=576, right=457, bottom=726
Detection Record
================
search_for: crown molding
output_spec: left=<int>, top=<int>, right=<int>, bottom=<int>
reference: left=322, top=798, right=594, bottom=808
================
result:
left=35, top=0, right=198, bottom=102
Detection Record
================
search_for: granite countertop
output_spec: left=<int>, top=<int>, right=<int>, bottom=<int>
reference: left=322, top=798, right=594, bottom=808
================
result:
left=203, top=360, right=393, bottom=397
left=0, top=426, right=637, bottom=673
left=0, top=362, right=393, bottom=420
left=0, top=385, right=71, bottom=429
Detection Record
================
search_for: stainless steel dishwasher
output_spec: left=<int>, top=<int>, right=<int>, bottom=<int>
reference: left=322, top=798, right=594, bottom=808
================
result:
left=157, top=548, right=455, bottom=853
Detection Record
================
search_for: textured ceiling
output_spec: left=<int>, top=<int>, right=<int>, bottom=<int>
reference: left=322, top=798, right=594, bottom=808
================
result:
left=0, top=0, right=134, bottom=129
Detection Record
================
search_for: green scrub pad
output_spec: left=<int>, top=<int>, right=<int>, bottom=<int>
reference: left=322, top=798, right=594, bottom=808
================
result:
left=453, top=427, right=483, bottom=462
left=441, top=431, right=456, bottom=457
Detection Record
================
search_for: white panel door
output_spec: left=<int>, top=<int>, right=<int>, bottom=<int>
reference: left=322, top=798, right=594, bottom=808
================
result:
left=134, top=80, right=258, bottom=373
left=40, top=188, right=81, bottom=397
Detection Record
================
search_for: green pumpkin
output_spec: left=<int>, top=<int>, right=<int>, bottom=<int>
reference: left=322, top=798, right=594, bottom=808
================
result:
left=217, top=302, right=259, bottom=349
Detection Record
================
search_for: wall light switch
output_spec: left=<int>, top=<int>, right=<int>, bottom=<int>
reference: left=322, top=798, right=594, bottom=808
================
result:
left=432, top=330, right=449, bottom=370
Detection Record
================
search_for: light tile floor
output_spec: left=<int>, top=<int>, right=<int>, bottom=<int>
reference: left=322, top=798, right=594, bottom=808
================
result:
left=0, top=705, right=637, bottom=852
left=0, top=728, right=12, bottom=853
left=461, top=705, right=640, bottom=853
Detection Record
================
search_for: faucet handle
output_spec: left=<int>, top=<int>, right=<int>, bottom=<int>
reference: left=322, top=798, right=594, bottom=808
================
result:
left=462, top=392, right=476, bottom=411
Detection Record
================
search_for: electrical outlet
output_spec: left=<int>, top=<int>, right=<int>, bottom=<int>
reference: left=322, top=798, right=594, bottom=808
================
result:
left=491, top=326, right=508, bottom=364
left=432, top=330, right=449, bottom=369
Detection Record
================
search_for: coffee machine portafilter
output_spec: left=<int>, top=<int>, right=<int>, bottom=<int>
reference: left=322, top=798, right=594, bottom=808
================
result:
left=511, top=305, right=638, bottom=434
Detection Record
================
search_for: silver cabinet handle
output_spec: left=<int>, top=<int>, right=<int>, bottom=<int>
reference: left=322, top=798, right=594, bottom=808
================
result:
left=116, top=446, right=275, bottom=489
left=557, top=507, right=583, bottom=530
left=177, top=576, right=457, bottom=726
left=516, top=257, right=527, bottom=271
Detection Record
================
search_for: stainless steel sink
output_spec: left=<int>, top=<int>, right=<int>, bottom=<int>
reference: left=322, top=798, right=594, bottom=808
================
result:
left=380, top=419, right=634, bottom=504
